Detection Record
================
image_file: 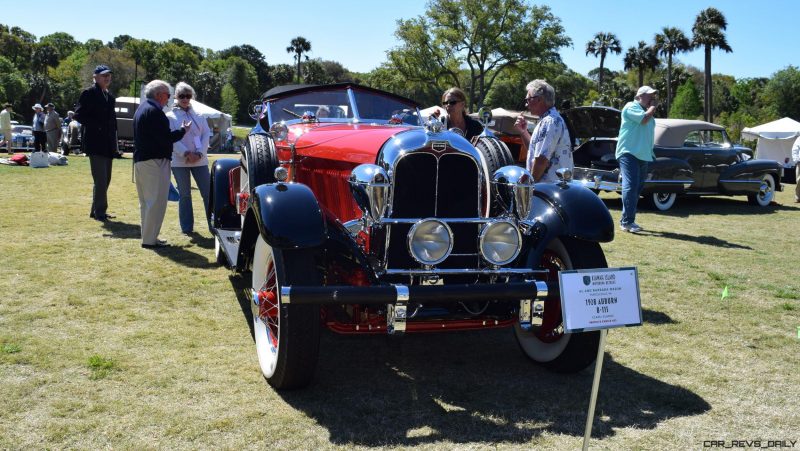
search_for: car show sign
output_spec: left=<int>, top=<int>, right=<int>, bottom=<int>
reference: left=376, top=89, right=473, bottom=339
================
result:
left=558, top=266, right=642, bottom=451
left=559, top=267, right=642, bottom=333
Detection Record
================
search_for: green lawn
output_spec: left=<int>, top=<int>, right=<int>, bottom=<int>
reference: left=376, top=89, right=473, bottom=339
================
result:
left=0, top=156, right=798, bottom=449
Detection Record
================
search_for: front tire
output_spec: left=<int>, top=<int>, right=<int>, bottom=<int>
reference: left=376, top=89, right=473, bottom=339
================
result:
left=514, top=237, right=606, bottom=373
left=747, top=174, right=775, bottom=206
left=645, top=192, right=677, bottom=211
left=251, top=236, right=320, bottom=389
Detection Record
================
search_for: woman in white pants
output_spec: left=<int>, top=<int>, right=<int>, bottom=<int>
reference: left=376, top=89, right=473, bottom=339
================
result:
left=167, top=82, right=211, bottom=234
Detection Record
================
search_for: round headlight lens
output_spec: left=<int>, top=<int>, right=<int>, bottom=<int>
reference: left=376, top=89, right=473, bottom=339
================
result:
left=479, top=220, right=521, bottom=266
left=407, top=219, right=453, bottom=265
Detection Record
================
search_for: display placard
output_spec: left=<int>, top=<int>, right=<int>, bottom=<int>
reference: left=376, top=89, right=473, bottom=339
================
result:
left=559, top=267, right=642, bottom=333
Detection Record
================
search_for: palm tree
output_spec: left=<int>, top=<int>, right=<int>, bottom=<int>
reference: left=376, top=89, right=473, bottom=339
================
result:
left=623, top=41, right=659, bottom=87
left=585, top=32, right=622, bottom=92
left=286, top=36, right=311, bottom=83
left=691, top=8, right=732, bottom=122
left=654, top=27, right=691, bottom=116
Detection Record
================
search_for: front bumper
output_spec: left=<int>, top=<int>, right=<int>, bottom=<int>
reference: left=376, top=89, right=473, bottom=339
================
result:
left=277, top=281, right=553, bottom=334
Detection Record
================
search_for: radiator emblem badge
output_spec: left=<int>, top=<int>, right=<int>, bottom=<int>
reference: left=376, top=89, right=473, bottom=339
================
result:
left=431, top=141, right=447, bottom=152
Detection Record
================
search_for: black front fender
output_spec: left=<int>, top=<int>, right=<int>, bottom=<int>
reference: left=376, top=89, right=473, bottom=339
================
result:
left=529, top=182, right=614, bottom=243
left=209, top=158, right=240, bottom=229
left=252, top=182, right=327, bottom=249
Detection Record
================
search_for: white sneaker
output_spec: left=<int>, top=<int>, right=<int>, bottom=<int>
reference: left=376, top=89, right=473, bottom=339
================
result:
left=621, top=223, right=643, bottom=233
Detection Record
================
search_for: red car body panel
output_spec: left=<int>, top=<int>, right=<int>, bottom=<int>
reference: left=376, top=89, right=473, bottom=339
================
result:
left=276, top=123, right=414, bottom=223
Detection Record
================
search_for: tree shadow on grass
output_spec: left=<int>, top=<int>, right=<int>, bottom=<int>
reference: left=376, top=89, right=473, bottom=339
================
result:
left=226, top=272, right=707, bottom=446
left=273, top=330, right=709, bottom=447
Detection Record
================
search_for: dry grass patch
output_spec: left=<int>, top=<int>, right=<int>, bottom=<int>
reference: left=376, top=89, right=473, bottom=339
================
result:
left=0, top=157, right=798, bottom=449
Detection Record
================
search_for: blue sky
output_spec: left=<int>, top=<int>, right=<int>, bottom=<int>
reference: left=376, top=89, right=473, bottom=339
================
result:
left=5, top=0, right=797, bottom=79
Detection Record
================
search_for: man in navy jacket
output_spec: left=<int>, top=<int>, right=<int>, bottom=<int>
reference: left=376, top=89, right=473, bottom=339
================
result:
left=74, top=64, right=118, bottom=221
left=133, top=80, right=189, bottom=249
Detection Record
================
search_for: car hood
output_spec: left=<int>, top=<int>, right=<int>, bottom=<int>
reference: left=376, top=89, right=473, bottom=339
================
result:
left=289, top=123, right=414, bottom=165
left=562, top=106, right=621, bottom=139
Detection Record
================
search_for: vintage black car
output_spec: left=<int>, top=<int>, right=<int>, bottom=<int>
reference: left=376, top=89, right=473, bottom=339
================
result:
left=208, top=84, right=615, bottom=389
left=566, top=107, right=784, bottom=210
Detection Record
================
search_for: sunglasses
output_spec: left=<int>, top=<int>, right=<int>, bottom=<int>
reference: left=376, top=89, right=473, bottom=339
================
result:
left=177, top=94, right=192, bottom=100
left=442, top=100, right=461, bottom=106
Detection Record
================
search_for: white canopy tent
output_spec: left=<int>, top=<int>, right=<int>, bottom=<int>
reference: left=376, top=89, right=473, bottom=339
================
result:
left=741, top=117, right=800, bottom=168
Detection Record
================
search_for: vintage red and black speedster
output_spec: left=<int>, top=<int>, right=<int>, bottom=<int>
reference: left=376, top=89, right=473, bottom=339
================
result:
left=208, top=84, right=615, bottom=389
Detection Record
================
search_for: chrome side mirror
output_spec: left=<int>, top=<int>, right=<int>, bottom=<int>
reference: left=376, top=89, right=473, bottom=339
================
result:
left=349, top=164, right=390, bottom=223
left=477, top=106, right=493, bottom=127
left=492, top=166, right=535, bottom=219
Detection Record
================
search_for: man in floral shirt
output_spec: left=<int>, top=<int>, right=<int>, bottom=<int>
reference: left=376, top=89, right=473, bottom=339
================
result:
left=514, top=79, right=573, bottom=183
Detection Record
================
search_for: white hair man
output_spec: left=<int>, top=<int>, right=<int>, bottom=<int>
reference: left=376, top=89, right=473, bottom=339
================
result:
left=133, top=80, right=191, bottom=249
left=513, top=79, right=573, bottom=183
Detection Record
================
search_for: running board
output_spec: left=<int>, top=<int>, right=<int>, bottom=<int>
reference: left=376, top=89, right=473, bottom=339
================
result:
left=216, top=229, right=241, bottom=268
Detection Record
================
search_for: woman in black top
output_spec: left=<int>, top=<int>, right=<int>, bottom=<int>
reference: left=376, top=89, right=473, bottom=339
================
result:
left=441, top=87, right=483, bottom=142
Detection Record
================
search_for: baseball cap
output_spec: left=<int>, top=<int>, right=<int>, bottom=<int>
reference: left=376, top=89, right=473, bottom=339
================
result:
left=636, top=86, right=658, bottom=96
left=94, top=65, right=112, bottom=75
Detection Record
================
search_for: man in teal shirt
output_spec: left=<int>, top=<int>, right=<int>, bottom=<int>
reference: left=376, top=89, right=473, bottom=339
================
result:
left=616, top=86, right=658, bottom=233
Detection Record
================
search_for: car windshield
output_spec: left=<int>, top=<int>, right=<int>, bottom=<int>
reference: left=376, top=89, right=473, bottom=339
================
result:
left=267, top=87, right=419, bottom=125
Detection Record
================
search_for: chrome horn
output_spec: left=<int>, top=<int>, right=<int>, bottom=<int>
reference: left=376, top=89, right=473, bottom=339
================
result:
left=349, top=164, right=390, bottom=223
left=492, top=166, right=535, bottom=219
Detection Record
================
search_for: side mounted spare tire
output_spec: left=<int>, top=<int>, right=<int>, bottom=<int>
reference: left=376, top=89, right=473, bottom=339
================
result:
left=474, top=136, right=514, bottom=175
left=244, top=133, right=278, bottom=192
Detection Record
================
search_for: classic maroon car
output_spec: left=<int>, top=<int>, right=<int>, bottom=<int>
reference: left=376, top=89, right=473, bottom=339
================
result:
left=208, top=84, right=615, bottom=389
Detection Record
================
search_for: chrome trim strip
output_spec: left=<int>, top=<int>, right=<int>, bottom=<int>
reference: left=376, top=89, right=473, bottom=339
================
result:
left=388, top=285, right=409, bottom=334
left=346, top=88, right=360, bottom=120
left=718, top=179, right=761, bottom=184
left=383, top=268, right=542, bottom=276
left=643, top=180, right=694, bottom=185
left=281, top=287, right=291, bottom=304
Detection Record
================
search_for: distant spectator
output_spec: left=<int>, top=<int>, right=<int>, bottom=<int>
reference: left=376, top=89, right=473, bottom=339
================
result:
left=167, top=81, right=212, bottom=235
left=44, top=103, right=62, bottom=153
left=0, top=103, right=12, bottom=154
left=31, top=104, right=46, bottom=152
left=133, top=80, right=189, bottom=249
left=63, top=110, right=75, bottom=126
left=74, top=64, right=118, bottom=222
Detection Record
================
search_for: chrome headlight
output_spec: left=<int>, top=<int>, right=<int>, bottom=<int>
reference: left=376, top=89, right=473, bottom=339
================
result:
left=492, top=166, right=535, bottom=219
left=479, top=220, right=522, bottom=266
left=407, top=219, right=453, bottom=265
left=269, top=121, right=288, bottom=141
left=349, top=164, right=389, bottom=222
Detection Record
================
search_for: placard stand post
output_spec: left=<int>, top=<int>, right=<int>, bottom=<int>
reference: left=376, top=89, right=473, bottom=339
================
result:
left=582, top=328, right=608, bottom=451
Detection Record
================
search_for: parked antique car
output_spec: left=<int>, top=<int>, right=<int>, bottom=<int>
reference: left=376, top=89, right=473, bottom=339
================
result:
left=209, top=84, right=615, bottom=389
left=60, top=120, right=81, bottom=155
left=566, top=107, right=784, bottom=210
left=7, top=124, right=34, bottom=151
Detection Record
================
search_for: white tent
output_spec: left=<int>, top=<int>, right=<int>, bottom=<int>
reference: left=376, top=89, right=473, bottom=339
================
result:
left=741, top=117, right=800, bottom=168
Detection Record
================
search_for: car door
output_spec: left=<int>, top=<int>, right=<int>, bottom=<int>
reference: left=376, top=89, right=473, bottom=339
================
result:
left=695, top=130, right=739, bottom=189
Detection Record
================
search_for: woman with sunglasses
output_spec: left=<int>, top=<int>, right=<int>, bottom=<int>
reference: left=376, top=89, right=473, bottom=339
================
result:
left=441, top=87, right=483, bottom=141
left=167, top=82, right=211, bottom=235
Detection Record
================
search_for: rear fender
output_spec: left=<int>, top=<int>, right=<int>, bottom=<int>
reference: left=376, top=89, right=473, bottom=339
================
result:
left=209, top=158, right=240, bottom=229
left=521, top=182, right=613, bottom=267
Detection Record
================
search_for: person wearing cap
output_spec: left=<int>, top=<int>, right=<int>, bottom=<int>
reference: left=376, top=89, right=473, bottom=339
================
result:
left=74, top=64, right=118, bottom=222
left=31, top=103, right=46, bottom=152
left=616, top=85, right=658, bottom=233
left=0, top=103, right=12, bottom=154
left=133, top=80, right=190, bottom=249
left=44, top=103, right=62, bottom=154
left=513, top=79, right=573, bottom=183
